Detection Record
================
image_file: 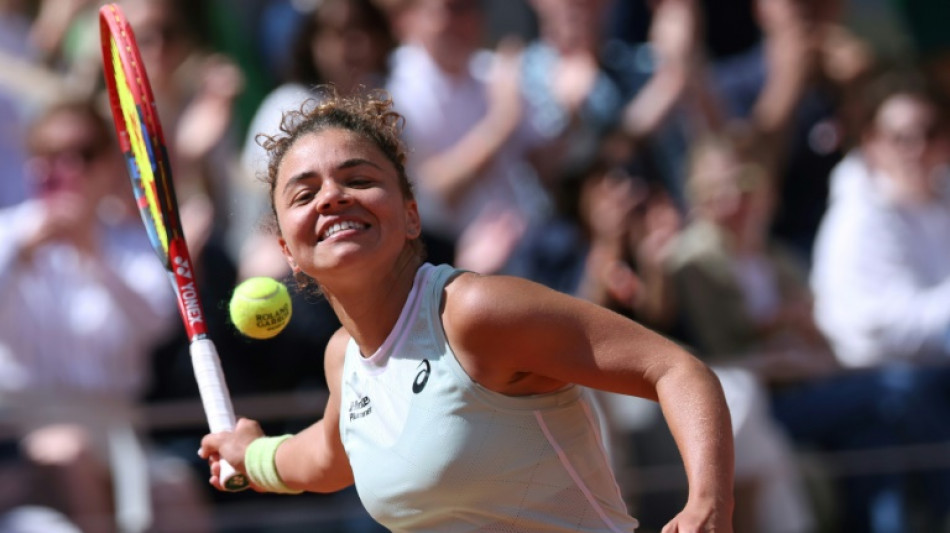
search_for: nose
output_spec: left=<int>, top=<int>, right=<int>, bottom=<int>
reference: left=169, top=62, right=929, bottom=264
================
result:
left=316, top=181, right=352, bottom=212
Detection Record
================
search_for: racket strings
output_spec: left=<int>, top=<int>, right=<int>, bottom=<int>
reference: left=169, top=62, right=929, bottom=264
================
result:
left=110, top=35, right=171, bottom=259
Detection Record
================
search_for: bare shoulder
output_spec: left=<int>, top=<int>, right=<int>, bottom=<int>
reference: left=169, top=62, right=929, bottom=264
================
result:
left=441, top=272, right=591, bottom=393
left=324, top=327, right=351, bottom=379
left=443, top=271, right=609, bottom=337
left=443, top=271, right=698, bottom=398
left=443, top=271, right=565, bottom=325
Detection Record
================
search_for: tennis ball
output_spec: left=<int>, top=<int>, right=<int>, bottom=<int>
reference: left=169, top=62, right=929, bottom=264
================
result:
left=229, top=277, right=292, bottom=340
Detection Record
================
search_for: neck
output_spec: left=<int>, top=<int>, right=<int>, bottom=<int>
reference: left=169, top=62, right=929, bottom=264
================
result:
left=324, top=250, right=423, bottom=356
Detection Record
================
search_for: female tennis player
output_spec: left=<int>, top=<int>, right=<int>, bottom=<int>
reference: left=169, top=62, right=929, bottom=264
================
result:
left=199, top=87, right=734, bottom=532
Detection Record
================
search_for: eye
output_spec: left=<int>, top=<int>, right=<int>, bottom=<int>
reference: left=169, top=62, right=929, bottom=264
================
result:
left=290, top=188, right=316, bottom=206
left=346, top=175, right=373, bottom=188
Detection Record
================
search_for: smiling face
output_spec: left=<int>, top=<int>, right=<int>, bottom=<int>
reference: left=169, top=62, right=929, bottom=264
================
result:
left=275, top=128, right=421, bottom=280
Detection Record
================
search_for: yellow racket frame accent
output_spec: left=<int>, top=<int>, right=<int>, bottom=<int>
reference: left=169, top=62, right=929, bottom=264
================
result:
left=109, top=35, right=169, bottom=255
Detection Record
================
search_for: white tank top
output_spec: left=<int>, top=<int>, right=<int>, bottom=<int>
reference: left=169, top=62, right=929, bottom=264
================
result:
left=339, top=263, right=639, bottom=532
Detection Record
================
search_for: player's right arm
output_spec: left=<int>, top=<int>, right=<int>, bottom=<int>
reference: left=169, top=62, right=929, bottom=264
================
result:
left=275, top=327, right=354, bottom=493
left=200, top=327, right=354, bottom=493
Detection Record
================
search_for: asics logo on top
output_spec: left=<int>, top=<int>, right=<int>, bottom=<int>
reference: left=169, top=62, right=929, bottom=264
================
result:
left=413, top=359, right=431, bottom=394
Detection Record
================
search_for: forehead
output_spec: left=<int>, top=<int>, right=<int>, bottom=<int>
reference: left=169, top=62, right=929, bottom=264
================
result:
left=30, top=111, right=98, bottom=151
left=690, top=146, right=766, bottom=192
left=876, top=94, right=936, bottom=131
left=278, top=128, right=392, bottom=178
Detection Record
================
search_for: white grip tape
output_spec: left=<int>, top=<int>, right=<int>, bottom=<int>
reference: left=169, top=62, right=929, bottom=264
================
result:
left=189, top=338, right=237, bottom=432
left=190, top=338, right=246, bottom=490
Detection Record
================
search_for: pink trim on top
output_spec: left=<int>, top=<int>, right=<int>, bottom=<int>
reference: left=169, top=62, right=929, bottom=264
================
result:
left=534, top=410, right=627, bottom=533
left=579, top=398, right=629, bottom=505
left=359, top=263, right=434, bottom=374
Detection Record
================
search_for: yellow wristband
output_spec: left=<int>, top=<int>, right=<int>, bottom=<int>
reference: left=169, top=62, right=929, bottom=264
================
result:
left=244, top=435, right=302, bottom=494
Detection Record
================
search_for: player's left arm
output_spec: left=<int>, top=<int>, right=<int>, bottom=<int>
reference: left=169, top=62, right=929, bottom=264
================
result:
left=442, top=273, right=734, bottom=529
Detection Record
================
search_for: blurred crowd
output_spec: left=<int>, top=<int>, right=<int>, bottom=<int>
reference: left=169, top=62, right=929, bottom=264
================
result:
left=0, top=0, right=948, bottom=532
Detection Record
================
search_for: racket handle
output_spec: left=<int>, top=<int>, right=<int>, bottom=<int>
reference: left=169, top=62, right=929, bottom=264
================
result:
left=189, top=338, right=249, bottom=491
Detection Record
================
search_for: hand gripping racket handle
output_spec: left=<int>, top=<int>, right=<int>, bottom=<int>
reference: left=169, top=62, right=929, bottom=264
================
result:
left=190, top=338, right=249, bottom=491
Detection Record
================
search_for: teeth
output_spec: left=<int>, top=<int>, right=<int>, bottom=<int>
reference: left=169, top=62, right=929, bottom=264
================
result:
left=322, top=220, right=364, bottom=240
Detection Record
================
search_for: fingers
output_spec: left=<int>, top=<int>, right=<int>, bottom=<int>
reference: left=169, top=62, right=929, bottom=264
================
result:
left=198, top=431, right=222, bottom=460
left=234, top=417, right=263, bottom=434
left=198, top=418, right=264, bottom=469
left=199, top=449, right=224, bottom=490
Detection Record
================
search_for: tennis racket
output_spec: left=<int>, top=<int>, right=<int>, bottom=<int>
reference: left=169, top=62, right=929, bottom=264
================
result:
left=99, top=3, right=248, bottom=492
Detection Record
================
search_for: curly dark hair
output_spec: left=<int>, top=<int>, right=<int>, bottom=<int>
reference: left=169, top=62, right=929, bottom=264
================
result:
left=257, top=85, right=414, bottom=218
left=256, top=86, right=424, bottom=289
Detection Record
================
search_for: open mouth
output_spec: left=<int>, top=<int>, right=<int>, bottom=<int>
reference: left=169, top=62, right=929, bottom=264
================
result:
left=319, top=220, right=369, bottom=242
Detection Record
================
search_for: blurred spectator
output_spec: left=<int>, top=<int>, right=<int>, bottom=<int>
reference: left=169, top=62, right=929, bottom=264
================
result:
left=626, top=0, right=734, bottom=210
left=669, top=129, right=838, bottom=381
left=813, top=70, right=950, bottom=368
left=712, top=0, right=874, bottom=260
left=0, top=99, right=210, bottom=533
left=532, top=0, right=723, bottom=210
left=508, top=0, right=720, bottom=315
left=522, top=0, right=719, bottom=204
left=27, top=0, right=103, bottom=96
left=386, top=0, right=551, bottom=271
left=520, top=0, right=717, bottom=197
left=505, top=144, right=678, bottom=328
left=665, top=129, right=828, bottom=532
left=805, top=69, right=950, bottom=532
left=519, top=0, right=623, bottom=169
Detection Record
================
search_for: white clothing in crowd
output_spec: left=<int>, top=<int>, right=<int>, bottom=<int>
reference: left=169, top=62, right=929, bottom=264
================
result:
left=811, top=151, right=950, bottom=367
left=0, top=200, right=176, bottom=399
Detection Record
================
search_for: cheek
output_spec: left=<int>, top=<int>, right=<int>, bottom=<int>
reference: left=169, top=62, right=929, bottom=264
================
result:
left=277, top=207, right=316, bottom=246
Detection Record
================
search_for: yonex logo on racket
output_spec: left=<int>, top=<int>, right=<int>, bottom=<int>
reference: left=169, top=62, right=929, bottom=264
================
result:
left=178, top=281, right=203, bottom=326
left=174, top=257, right=193, bottom=278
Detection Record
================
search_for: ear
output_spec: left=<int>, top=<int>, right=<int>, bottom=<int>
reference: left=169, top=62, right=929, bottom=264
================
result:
left=405, top=199, right=422, bottom=239
left=278, top=237, right=301, bottom=273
